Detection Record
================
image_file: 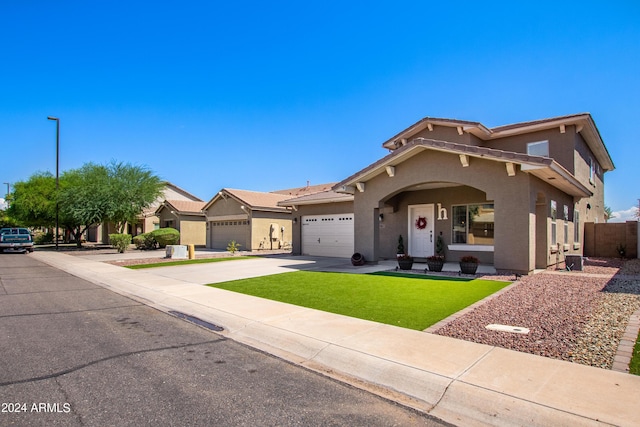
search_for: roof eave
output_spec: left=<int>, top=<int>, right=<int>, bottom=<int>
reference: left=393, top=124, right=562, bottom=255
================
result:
left=278, top=195, right=354, bottom=207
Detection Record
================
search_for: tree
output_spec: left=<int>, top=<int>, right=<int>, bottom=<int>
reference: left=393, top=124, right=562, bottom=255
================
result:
left=6, top=172, right=57, bottom=228
left=103, top=161, right=164, bottom=233
left=604, top=206, right=612, bottom=222
left=58, top=161, right=164, bottom=245
left=58, top=163, right=112, bottom=246
left=0, top=209, right=20, bottom=228
left=9, top=161, right=164, bottom=247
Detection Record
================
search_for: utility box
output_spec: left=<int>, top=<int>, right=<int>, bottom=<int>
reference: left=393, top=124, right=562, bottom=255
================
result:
left=166, top=245, right=188, bottom=259
left=565, top=255, right=583, bottom=271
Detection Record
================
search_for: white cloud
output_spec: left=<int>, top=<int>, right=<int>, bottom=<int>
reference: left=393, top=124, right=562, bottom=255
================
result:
left=0, top=198, right=6, bottom=210
left=609, top=206, right=639, bottom=223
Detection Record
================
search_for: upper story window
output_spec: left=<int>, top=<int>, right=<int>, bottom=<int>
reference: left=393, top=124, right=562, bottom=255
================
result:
left=527, top=140, right=549, bottom=157
left=589, top=157, right=596, bottom=185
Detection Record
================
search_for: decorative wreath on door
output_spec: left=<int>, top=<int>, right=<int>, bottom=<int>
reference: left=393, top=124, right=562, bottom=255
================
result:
left=415, top=216, right=427, bottom=230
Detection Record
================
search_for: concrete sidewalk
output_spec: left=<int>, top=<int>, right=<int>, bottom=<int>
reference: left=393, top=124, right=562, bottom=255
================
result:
left=33, top=251, right=640, bottom=426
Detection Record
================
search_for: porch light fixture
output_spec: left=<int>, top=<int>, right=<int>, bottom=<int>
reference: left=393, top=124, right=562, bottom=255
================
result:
left=379, top=213, right=384, bottom=222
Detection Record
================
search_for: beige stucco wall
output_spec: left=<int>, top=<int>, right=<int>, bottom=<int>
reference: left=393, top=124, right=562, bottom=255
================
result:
left=250, top=216, right=292, bottom=250
left=179, top=219, right=206, bottom=246
left=157, top=209, right=178, bottom=229
left=484, top=127, right=576, bottom=174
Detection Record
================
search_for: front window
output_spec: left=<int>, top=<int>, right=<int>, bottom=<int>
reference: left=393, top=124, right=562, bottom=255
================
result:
left=452, top=204, right=494, bottom=245
left=574, top=207, right=580, bottom=243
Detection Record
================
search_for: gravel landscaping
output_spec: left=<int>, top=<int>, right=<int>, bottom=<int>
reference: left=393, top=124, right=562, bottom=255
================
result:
left=434, top=258, right=640, bottom=370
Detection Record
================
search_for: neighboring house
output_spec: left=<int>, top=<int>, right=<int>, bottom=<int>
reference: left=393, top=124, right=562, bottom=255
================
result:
left=138, top=182, right=203, bottom=234
left=203, top=184, right=334, bottom=251
left=281, top=113, right=614, bottom=273
left=155, top=200, right=206, bottom=246
left=87, top=182, right=203, bottom=243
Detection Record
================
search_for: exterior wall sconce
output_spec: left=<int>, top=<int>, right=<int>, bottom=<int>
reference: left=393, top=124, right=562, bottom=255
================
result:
left=379, top=213, right=384, bottom=222
left=293, top=217, right=298, bottom=224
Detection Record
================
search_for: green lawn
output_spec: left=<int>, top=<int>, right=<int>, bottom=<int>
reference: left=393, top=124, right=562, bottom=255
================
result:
left=126, top=256, right=254, bottom=269
left=209, top=271, right=510, bottom=330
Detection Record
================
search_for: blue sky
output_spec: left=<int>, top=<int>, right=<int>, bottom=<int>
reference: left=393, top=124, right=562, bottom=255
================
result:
left=1, top=1, right=638, bottom=220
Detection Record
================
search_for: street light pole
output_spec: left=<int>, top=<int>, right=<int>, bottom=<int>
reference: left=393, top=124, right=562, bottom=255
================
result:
left=2, top=182, right=8, bottom=198
left=47, top=116, right=60, bottom=250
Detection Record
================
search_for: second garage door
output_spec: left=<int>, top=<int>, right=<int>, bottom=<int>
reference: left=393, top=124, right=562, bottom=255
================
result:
left=301, top=214, right=354, bottom=258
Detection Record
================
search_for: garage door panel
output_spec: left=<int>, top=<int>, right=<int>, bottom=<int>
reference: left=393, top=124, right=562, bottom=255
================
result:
left=210, top=222, right=247, bottom=250
left=301, top=214, right=354, bottom=258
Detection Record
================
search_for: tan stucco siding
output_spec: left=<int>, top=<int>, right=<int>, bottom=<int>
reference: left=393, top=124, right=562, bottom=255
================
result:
left=250, top=217, right=292, bottom=250
left=484, top=128, right=576, bottom=174
left=179, top=220, right=206, bottom=246
left=410, top=125, right=474, bottom=145
left=574, top=132, right=606, bottom=224
left=205, top=197, right=246, bottom=217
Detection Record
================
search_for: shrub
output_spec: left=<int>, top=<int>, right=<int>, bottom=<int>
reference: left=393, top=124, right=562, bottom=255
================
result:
left=150, top=227, right=180, bottom=248
left=34, top=231, right=54, bottom=245
left=133, top=232, right=157, bottom=250
left=109, top=233, right=132, bottom=253
left=227, top=240, right=241, bottom=254
left=460, top=255, right=479, bottom=263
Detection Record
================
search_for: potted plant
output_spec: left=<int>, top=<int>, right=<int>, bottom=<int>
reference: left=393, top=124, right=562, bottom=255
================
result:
left=397, top=253, right=414, bottom=270
left=426, top=235, right=446, bottom=272
left=459, top=255, right=479, bottom=274
left=426, top=255, right=445, bottom=272
left=397, top=235, right=406, bottom=259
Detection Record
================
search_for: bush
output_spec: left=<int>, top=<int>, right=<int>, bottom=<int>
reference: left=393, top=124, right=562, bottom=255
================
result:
left=150, top=227, right=180, bottom=248
left=109, top=233, right=132, bottom=253
left=34, top=231, right=54, bottom=245
left=133, top=232, right=157, bottom=250
left=227, top=240, right=241, bottom=254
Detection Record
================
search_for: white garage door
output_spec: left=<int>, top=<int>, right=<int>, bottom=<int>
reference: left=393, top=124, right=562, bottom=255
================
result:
left=301, top=214, right=354, bottom=258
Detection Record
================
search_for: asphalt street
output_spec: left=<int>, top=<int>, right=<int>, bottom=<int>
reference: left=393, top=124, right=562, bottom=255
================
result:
left=0, top=253, right=451, bottom=426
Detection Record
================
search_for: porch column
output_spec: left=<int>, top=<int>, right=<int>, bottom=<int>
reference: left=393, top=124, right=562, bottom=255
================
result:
left=372, top=208, right=380, bottom=263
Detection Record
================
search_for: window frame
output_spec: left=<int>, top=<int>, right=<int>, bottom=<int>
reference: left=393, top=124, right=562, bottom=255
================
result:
left=450, top=203, right=495, bottom=249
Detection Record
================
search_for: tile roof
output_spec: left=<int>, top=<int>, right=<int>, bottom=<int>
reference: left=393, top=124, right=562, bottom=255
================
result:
left=381, top=113, right=613, bottom=172
left=279, top=190, right=354, bottom=206
left=335, top=137, right=592, bottom=197
left=164, top=200, right=206, bottom=214
left=223, top=189, right=292, bottom=211
left=271, top=182, right=337, bottom=197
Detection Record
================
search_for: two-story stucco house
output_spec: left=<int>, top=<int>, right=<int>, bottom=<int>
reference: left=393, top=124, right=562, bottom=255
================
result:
left=282, top=113, right=614, bottom=273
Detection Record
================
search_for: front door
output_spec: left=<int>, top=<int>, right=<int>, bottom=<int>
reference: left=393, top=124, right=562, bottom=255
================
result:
left=408, top=204, right=435, bottom=258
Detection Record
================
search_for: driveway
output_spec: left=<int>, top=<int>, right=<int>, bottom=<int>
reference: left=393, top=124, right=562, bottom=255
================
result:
left=133, top=255, right=391, bottom=285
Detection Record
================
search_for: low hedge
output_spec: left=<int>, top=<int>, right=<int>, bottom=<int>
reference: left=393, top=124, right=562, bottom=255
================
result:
left=109, top=233, right=132, bottom=253
left=133, top=232, right=157, bottom=250
left=150, top=227, right=180, bottom=248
